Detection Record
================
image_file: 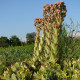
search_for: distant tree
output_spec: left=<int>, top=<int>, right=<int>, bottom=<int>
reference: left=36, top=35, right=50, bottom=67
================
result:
left=0, top=36, right=9, bottom=47
left=21, top=41, right=26, bottom=46
left=26, top=32, right=36, bottom=44
left=10, top=35, right=21, bottom=46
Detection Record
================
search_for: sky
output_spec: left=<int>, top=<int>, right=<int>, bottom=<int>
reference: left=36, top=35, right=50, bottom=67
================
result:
left=0, top=0, right=80, bottom=41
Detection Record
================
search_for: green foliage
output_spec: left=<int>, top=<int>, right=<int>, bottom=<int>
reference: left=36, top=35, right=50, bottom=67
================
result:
left=0, top=36, right=9, bottom=47
left=10, top=35, right=21, bottom=46
left=0, top=44, right=34, bottom=75
left=0, top=62, right=32, bottom=80
left=59, top=19, right=80, bottom=60
left=0, top=35, right=26, bottom=47
left=1, top=58, right=80, bottom=80
left=26, top=32, right=36, bottom=44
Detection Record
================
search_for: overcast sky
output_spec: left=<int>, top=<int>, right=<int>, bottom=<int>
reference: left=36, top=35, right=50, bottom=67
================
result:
left=0, top=0, right=80, bottom=41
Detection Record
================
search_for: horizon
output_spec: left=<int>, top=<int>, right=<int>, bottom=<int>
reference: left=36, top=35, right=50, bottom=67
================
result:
left=0, top=0, right=80, bottom=41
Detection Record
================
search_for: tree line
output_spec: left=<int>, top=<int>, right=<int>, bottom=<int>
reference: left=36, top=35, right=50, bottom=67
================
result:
left=0, top=32, right=36, bottom=47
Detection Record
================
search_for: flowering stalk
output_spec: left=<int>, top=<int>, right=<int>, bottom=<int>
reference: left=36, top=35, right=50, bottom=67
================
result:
left=34, top=1, right=67, bottom=63
left=32, top=2, right=67, bottom=79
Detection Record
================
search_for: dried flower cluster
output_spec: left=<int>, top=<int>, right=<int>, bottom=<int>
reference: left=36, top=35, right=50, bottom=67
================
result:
left=34, top=1, right=67, bottom=29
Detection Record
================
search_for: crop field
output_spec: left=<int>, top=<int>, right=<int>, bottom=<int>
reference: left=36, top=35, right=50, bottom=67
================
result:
left=0, top=44, right=34, bottom=75
left=0, top=35, right=80, bottom=80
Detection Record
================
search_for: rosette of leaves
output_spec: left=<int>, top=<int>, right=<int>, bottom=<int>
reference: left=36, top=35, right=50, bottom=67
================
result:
left=0, top=62, right=32, bottom=80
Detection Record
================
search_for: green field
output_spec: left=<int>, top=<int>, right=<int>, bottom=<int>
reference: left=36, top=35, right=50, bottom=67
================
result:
left=0, top=38, right=80, bottom=76
left=0, top=44, right=34, bottom=74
